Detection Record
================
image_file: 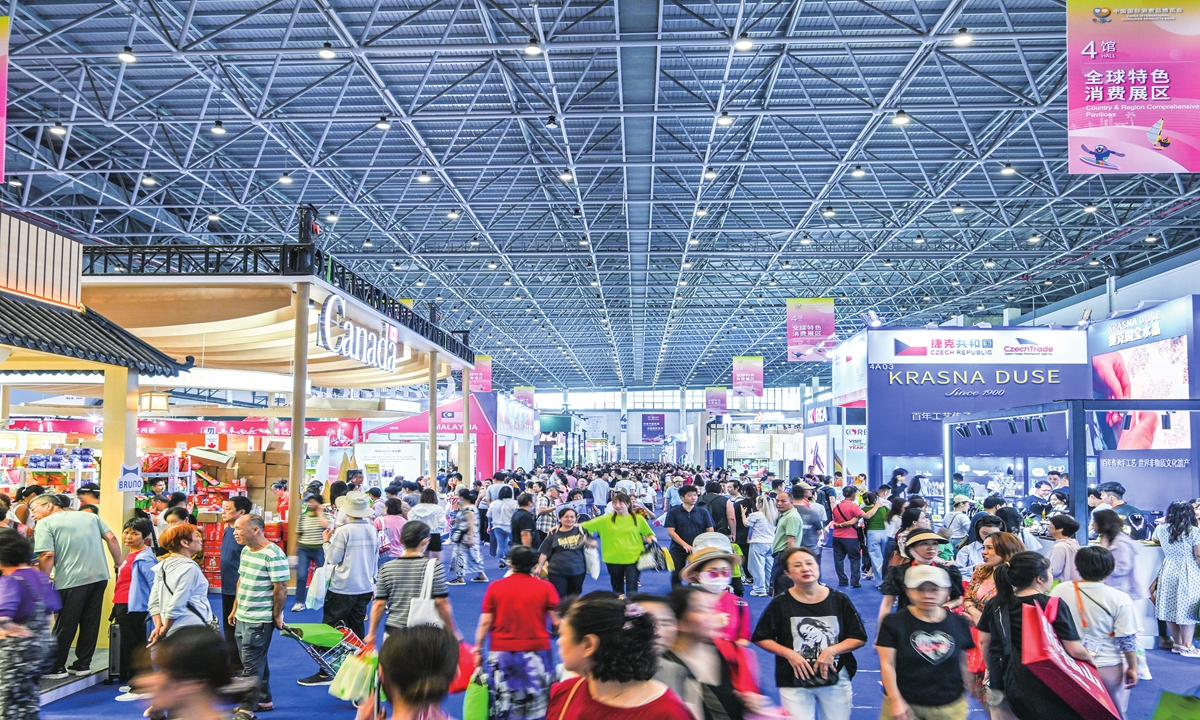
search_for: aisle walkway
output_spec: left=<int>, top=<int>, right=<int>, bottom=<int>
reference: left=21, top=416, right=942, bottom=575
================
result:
left=42, top=547, right=1191, bottom=720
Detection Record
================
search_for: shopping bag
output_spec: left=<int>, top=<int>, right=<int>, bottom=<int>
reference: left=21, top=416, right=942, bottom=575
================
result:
left=1149, top=685, right=1200, bottom=720
left=966, top=625, right=987, bottom=675
left=462, top=669, right=489, bottom=720
left=448, top=642, right=476, bottom=694
left=637, top=544, right=667, bottom=571
left=1020, top=597, right=1120, bottom=720
left=584, top=546, right=600, bottom=579
left=329, top=650, right=377, bottom=702
left=306, top=564, right=332, bottom=611
left=407, top=559, right=444, bottom=628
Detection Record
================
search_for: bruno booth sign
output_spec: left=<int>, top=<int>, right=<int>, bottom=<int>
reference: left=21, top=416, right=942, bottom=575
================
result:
left=317, top=294, right=400, bottom=373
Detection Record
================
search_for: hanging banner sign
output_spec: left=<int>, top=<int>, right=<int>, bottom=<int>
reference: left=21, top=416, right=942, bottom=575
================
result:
left=469, top=356, right=492, bottom=392
left=787, top=298, right=835, bottom=361
left=705, top=386, right=728, bottom=413
left=641, top=413, right=666, bottom=443
left=317, top=294, right=400, bottom=372
left=732, top=356, right=764, bottom=397
left=513, top=386, right=535, bottom=408
left=1067, top=0, right=1200, bottom=173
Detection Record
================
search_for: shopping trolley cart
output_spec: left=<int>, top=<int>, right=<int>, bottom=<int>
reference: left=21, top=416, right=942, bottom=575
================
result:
left=279, top=623, right=366, bottom=677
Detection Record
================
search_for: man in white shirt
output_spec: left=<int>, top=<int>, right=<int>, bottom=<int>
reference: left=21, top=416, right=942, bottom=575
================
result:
left=589, top=474, right=611, bottom=514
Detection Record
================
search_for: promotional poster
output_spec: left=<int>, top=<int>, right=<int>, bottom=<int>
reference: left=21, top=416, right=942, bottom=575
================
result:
left=468, top=356, right=492, bottom=392
left=732, top=355, right=764, bottom=397
left=513, top=386, right=535, bottom=408
left=1066, top=0, right=1200, bottom=173
left=705, top=386, right=728, bottom=413
left=786, top=298, right=835, bottom=361
left=832, top=332, right=868, bottom=407
left=641, top=413, right=666, bottom=443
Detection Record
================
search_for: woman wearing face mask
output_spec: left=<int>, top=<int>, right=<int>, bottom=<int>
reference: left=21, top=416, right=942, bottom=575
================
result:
left=580, top=492, right=655, bottom=597
left=680, top=533, right=752, bottom=645
left=752, top=547, right=867, bottom=720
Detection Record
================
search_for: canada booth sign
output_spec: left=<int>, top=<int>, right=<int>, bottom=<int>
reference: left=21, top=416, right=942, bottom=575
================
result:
left=317, top=294, right=400, bottom=373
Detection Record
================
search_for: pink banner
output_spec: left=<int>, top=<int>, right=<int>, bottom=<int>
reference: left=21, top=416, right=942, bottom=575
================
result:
left=513, top=386, right=535, bottom=408
left=787, top=298, right=835, bottom=362
left=1067, top=0, right=1200, bottom=173
left=732, top=356, right=764, bottom=397
left=705, top=387, right=728, bottom=413
left=468, top=356, right=492, bottom=392
left=8, top=418, right=361, bottom=447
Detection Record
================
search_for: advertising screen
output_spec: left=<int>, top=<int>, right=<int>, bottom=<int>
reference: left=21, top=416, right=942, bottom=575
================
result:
left=804, top=435, right=829, bottom=476
left=1091, top=334, right=1191, bottom=450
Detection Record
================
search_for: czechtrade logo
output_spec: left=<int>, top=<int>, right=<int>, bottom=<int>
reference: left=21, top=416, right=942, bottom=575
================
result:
left=1003, top=338, right=1056, bottom=356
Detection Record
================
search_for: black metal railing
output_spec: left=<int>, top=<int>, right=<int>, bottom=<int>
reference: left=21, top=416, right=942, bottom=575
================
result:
left=81, top=243, right=474, bottom=364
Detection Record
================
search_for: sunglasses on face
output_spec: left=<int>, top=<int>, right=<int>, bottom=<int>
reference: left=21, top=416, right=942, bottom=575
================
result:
left=700, top=568, right=732, bottom=579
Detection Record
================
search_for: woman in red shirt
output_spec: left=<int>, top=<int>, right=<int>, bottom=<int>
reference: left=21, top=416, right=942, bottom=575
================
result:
left=549, top=593, right=692, bottom=720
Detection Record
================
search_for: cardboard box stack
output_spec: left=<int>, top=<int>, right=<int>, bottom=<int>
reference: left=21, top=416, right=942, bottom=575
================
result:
left=200, top=521, right=224, bottom=591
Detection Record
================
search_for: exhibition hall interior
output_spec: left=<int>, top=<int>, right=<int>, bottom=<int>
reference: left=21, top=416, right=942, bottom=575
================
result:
left=2, top=0, right=1200, bottom=719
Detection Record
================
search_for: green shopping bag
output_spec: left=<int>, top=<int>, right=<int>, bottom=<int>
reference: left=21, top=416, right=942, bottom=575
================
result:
left=1150, top=686, right=1200, bottom=720
left=462, top=669, right=489, bottom=720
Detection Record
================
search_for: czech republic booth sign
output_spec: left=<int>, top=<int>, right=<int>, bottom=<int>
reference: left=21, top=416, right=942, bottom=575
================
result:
left=1067, top=0, right=1200, bottom=173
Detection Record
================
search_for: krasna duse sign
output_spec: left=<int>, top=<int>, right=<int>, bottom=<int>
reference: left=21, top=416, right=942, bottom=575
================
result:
left=317, top=294, right=400, bottom=373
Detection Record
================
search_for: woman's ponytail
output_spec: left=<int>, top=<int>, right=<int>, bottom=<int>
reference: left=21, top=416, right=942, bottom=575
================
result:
left=992, top=550, right=1051, bottom=605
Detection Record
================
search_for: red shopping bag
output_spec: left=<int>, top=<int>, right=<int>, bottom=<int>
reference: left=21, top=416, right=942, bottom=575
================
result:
left=448, top=641, right=476, bottom=694
left=1021, top=597, right=1121, bottom=720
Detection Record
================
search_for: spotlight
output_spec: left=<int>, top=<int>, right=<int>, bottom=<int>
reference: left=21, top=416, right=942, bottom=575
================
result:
left=977, top=421, right=993, bottom=436
left=851, top=165, right=865, bottom=177
left=891, top=110, right=911, bottom=125
left=417, top=171, right=432, bottom=183
left=1162, top=412, right=1172, bottom=430
left=319, top=42, right=337, bottom=59
left=1122, top=413, right=1133, bottom=430
left=734, top=33, right=753, bottom=51
left=487, top=262, right=498, bottom=269
left=1028, top=233, right=1041, bottom=243
left=1024, top=417, right=1033, bottom=433
left=1078, top=308, right=1092, bottom=326
left=118, top=46, right=137, bottom=63
left=955, top=424, right=971, bottom=438
left=984, top=258, right=996, bottom=268
left=952, top=203, right=965, bottom=214
left=952, top=28, right=973, bottom=46
left=211, top=119, right=227, bottom=135
left=883, top=258, right=894, bottom=267
left=326, top=213, right=338, bottom=223
left=558, top=169, right=574, bottom=182
left=141, top=176, right=157, bottom=186
left=375, top=116, right=391, bottom=130
left=524, top=39, right=542, bottom=55
left=695, top=208, right=708, bottom=217
left=704, top=167, right=717, bottom=180
left=207, top=212, right=220, bottom=222
left=546, top=115, right=558, bottom=129
left=1145, top=233, right=1157, bottom=243
left=716, top=111, right=734, bottom=126
left=1036, top=416, right=1048, bottom=432
left=446, top=208, right=461, bottom=219
left=1000, top=162, right=1015, bottom=175
left=7, top=178, right=21, bottom=187
left=799, top=236, right=812, bottom=245
left=277, top=172, right=292, bottom=185
left=1007, top=419, right=1018, bottom=434
left=822, top=206, right=836, bottom=217
left=866, top=310, right=882, bottom=328
left=1084, top=202, right=1097, bottom=213
left=416, top=280, right=425, bottom=287
left=362, top=238, right=373, bottom=247
left=50, top=122, right=67, bottom=136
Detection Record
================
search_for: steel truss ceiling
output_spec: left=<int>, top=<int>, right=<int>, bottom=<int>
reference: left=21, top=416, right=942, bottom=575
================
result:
left=6, top=0, right=1199, bottom=391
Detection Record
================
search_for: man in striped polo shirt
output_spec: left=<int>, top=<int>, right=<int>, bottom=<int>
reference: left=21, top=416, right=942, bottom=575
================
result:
left=229, top=514, right=289, bottom=720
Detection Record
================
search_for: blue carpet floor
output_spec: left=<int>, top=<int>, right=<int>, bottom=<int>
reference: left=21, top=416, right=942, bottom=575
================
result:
left=43, top=541, right=1195, bottom=720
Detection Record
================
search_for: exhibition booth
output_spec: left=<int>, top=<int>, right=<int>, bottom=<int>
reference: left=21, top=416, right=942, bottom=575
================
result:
left=705, top=412, right=805, bottom=477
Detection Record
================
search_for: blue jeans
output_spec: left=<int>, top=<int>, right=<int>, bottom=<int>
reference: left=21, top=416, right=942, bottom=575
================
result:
left=866, top=530, right=889, bottom=587
left=234, top=620, right=275, bottom=713
left=749, top=543, right=773, bottom=594
left=295, top=545, right=325, bottom=607
left=492, top=527, right=511, bottom=562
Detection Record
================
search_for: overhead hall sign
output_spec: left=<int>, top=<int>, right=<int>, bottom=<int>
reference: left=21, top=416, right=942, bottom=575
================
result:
left=867, top=329, right=1088, bottom=365
left=317, top=294, right=400, bottom=373
left=1067, top=0, right=1200, bottom=173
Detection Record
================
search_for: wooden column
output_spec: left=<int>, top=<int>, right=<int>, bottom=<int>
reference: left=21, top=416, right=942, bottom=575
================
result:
left=0, top=385, right=10, bottom=426
left=287, top=282, right=310, bottom=559
left=99, top=366, right=138, bottom=648
left=459, top=370, right=472, bottom=482
left=428, top=351, right=438, bottom=478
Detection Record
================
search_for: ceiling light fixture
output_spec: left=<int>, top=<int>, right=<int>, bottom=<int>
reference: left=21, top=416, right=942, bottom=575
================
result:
left=734, top=33, right=753, bottom=51
left=207, top=212, right=220, bottom=222
left=502, top=280, right=511, bottom=285
left=678, top=280, right=688, bottom=286
left=591, top=281, right=599, bottom=286
left=1084, top=202, right=1097, bottom=213
left=375, top=116, right=391, bottom=130
left=470, top=238, right=479, bottom=246
left=546, top=115, right=558, bottom=129
left=952, top=203, right=964, bottom=213
left=704, top=167, right=717, bottom=180
left=7, top=178, right=21, bottom=187
left=695, top=208, right=708, bottom=217
left=417, top=171, right=432, bottom=183
left=393, top=263, right=402, bottom=271
left=1000, top=162, right=1015, bottom=175
left=799, top=235, right=812, bottom=245
left=118, top=46, right=137, bottom=63
left=447, top=208, right=460, bottom=219
left=984, top=258, right=996, bottom=268
left=883, top=258, right=894, bottom=266
left=851, top=164, right=865, bottom=177
left=362, top=238, right=373, bottom=247
left=326, top=213, right=338, bottom=223
left=716, top=111, right=734, bottom=126
left=524, top=39, right=542, bottom=55
left=1028, top=232, right=1041, bottom=243
left=415, top=280, right=425, bottom=287
left=319, top=42, right=336, bottom=59
left=579, top=239, right=589, bottom=246
left=277, top=172, right=292, bottom=184
left=558, top=169, right=573, bottom=181
left=1089, top=258, right=1101, bottom=266
left=953, top=28, right=973, bottom=46
left=141, top=176, right=157, bottom=186
left=487, top=262, right=498, bottom=269
left=210, top=119, right=226, bottom=135
left=822, top=206, right=835, bottom=217
left=682, top=261, right=692, bottom=268
left=914, top=235, right=925, bottom=244
left=1146, top=233, right=1158, bottom=243
left=891, top=109, right=911, bottom=125
left=50, top=122, right=67, bottom=136
left=689, top=239, right=699, bottom=245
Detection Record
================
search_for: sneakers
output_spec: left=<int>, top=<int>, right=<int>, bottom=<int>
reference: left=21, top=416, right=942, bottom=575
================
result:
left=232, top=710, right=256, bottom=720
left=120, top=685, right=133, bottom=693
left=447, top=578, right=466, bottom=585
left=297, top=672, right=332, bottom=686
left=471, top=575, right=490, bottom=583
left=116, top=692, right=150, bottom=702
left=68, top=667, right=92, bottom=676
left=290, top=603, right=306, bottom=612
left=749, top=590, right=769, bottom=597
left=43, top=669, right=70, bottom=680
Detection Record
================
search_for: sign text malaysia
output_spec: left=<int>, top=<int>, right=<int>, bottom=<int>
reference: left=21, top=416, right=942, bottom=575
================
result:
left=317, top=294, right=399, bottom=373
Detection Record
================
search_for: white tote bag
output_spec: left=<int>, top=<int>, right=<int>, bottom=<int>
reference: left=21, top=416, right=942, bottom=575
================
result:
left=408, top=559, right=445, bottom=628
left=306, top=564, right=332, bottom=611
left=584, top=546, right=601, bottom=580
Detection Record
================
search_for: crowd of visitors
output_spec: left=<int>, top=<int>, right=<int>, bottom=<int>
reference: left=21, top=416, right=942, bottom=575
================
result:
left=5, top=461, right=1200, bottom=720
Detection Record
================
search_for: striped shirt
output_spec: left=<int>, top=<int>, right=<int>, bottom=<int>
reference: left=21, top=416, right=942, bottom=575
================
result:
left=297, top=509, right=329, bottom=547
left=375, top=557, right=448, bottom=629
left=235, top=543, right=289, bottom=624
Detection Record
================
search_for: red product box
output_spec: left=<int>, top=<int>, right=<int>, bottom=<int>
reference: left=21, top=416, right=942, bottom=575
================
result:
left=201, top=556, right=221, bottom=572
left=263, top=523, right=283, bottom=541
left=205, top=576, right=221, bottom=591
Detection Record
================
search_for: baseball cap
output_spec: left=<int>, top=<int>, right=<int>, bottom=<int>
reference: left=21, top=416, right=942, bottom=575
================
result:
left=904, top=564, right=951, bottom=589
left=952, top=494, right=971, bottom=504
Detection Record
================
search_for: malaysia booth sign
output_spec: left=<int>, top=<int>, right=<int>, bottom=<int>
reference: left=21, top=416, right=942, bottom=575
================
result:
left=317, top=294, right=400, bottom=373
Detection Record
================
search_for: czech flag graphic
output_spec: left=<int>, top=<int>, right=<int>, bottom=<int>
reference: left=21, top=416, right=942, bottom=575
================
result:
left=894, top=339, right=927, bottom=356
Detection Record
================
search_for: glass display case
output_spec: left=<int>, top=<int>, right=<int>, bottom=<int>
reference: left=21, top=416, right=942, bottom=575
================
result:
left=881, top=455, right=946, bottom=524
left=956, top=457, right=1021, bottom=502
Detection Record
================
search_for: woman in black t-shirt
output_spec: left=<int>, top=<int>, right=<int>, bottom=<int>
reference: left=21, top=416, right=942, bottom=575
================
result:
left=976, top=552, right=1097, bottom=720
left=752, top=547, right=867, bottom=720
left=876, top=564, right=974, bottom=720
left=534, top=507, right=591, bottom=599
